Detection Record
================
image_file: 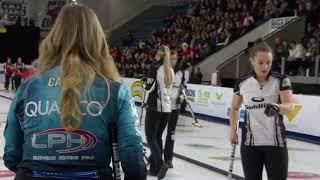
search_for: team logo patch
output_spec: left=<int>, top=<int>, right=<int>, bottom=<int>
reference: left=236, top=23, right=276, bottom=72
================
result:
left=32, top=129, right=98, bottom=153
left=251, top=97, right=265, bottom=102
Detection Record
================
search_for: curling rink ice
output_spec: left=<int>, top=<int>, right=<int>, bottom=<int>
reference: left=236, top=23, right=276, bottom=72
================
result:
left=0, top=87, right=320, bottom=179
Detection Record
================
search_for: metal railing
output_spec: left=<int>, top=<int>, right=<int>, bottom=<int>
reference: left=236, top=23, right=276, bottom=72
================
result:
left=280, top=58, right=319, bottom=77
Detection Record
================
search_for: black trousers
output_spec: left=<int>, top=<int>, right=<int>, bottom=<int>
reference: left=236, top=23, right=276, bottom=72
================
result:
left=4, top=73, right=12, bottom=90
left=145, top=109, right=170, bottom=173
left=164, top=110, right=179, bottom=162
left=241, top=145, right=288, bottom=180
left=13, top=76, right=22, bottom=90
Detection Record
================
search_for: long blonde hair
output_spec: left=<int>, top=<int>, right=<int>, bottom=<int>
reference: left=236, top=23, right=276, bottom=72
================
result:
left=157, top=45, right=173, bottom=88
left=38, top=4, right=120, bottom=130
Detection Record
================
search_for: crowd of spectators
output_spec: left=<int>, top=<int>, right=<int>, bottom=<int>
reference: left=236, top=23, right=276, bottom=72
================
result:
left=273, top=0, right=320, bottom=76
left=110, top=0, right=298, bottom=81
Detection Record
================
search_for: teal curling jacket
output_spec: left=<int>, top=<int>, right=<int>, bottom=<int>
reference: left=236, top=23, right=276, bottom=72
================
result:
left=4, top=66, right=146, bottom=178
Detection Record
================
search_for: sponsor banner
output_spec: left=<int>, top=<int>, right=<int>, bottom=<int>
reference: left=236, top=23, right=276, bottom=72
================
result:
left=40, top=0, right=66, bottom=30
left=0, top=170, right=15, bottom=178
left=183, top=84, right=234, bottom=120
left=0, top=0, right=29, bottom=26
left=0, top=76, right=319, bottom=140
left=270, top=16, right=297, bottom=29
left=121, top=78, right=245, bottom=120
left=121, top=78, right=144, bottom=103
left=121, top=77, right=320, bottom=139
left=283, top=95, right=320, bottom=138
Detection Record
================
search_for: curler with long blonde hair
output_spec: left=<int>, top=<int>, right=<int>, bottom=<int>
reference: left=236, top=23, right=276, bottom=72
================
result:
left=157, top=45, right=173, bottom=88
left=38, top=4, right=120, bottom=130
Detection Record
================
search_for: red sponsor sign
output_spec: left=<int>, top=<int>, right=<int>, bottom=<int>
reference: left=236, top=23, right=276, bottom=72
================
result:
left=288, top=172, right=320, bottom=179
left=0, top=170, right=14, bottom=178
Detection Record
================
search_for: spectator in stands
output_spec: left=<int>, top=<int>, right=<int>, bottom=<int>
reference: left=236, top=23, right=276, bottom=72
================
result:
left=243, top=11, right=255, bottom=27
left=188, top=66, right=203, bottom=84
left=111, top=0, right=308, bottom=78
left=200, top=43, right=210, bottom=59
left=120, top=63, right=126, bottom=76
left=112, top=46, right=122, bottom=62
left=137, top=40, right=147, bottom=53
left=255, top=7, right=266, bottom=25
left=126, top=64, right=134, bottom=78
left=305, top=1, right=317, bottom=24
left=274, top=38, right=283, bottom=73
left=180, top=42, right=191, bottom=57
left=228, top=0, right=237, bottom=11
left=275, top=37, right=282, bottom=49
left=134, top=52, right=141, bottom=64
left=184, top=49, right=199, bottom=65
left=126, top=51, right=135, bottom=64
left=302, top=23, right=316, bottom=46
left=264, top=0, right=280, bottom=20
left=216, top=29, right=233, bottom=48
left=313, top=23, right=320, bottom=40
left=278, top=0, right=289, bottom=16
left=294, top=1, right=301, bottom=15
left=273, top=37, right=289, bottom=73
left=301, top=37, right=319, bottom=76
left=287, top=41, right=306, bottom=75
left=136, top=63, right=144, bottom=78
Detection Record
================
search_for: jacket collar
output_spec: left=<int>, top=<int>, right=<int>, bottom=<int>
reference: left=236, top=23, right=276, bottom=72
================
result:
left=252, top=71, right=272, bottom=81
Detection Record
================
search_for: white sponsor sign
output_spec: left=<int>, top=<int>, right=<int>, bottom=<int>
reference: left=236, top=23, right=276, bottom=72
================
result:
left=121, top=78, right=242, bottom=120
left=182, top=84, right=234, bottom=119
left=121, top=77, right=320, bottom=140
left=121, top=78, right=144, bottom=102
left=0, top=0, right=29, bottom=26
left=270, top=16, right=297, bottom=29
left=283, top=95, right=320, bottom=138
left=0, top=75, right=318, bottom=140
left=40, top=0, right=66, bottom=30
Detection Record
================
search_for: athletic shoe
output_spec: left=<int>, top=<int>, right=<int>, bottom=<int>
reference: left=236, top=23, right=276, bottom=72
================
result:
left=157, top=163, right=168, bottom=179
left=148, top=170, right=157, bottom=176
left=166, top=161, right=173, bottom=168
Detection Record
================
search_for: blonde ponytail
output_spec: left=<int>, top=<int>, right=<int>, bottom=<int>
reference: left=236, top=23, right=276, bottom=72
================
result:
left=158, top=45, right=173, bottom=88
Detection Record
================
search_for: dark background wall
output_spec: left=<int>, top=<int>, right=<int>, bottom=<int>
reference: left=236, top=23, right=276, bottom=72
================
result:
left=0, top=26, right=40, bottom=64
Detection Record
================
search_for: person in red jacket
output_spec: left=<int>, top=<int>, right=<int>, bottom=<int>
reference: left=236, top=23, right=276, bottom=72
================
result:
left=21, top=67, right=38, bottom=81
left=4, top=57, right=14, bottom=90
left=12, top=57, right=25, bottom=90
